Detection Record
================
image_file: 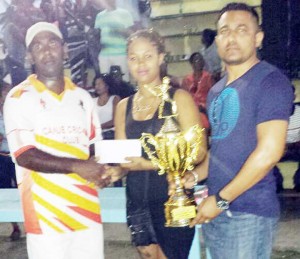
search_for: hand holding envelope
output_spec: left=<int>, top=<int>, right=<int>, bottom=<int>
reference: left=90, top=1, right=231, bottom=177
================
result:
left=95, top=139, right=157, bottom=182
left=95, top=139, right=142, bottom=164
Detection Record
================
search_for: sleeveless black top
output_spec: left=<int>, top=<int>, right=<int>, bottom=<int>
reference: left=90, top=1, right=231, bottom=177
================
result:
left=125, top=88, right=177, bottom=223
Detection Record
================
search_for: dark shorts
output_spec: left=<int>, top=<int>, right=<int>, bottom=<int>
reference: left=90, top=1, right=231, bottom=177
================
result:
left=154, top=223, right=195, bottom=259
left=127, top=206, right=195, bottom=259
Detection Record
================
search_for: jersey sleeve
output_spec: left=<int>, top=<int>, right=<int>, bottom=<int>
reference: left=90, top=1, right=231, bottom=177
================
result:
left=3, top=88, right=36, bottom=159
left=90, top=100, right=102, bottom=142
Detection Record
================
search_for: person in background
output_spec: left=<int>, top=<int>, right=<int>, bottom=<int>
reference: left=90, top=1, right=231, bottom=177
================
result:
left=0, top=39, right=26, bottom=241
left=116, top=0, right=151, bottom=29
left=184, top=3, right=294, bottom=259
left=93, top=73, right=120, bottom=140
left=94, top=0, right=135, bottom=81
left=111, top=29, right=207, bottom=259
left=0, top=84, right=21, bottom=241
left=182, top=52, right=214, bottom=131
left=160, top=61, right=181, bottom=89
left=93, top=73, right=122, bottom=187
left=2, top=0, right=45, bottom=65
left=201, top=28, right=222, bottom=82
left=40, top=0, right=57, bottom=23
left=280, top=85, right=300, bottom=191
left=58, top=0, right=97, bottom=88
left=0, top=38, right=27, bottom=87
left=4, top=22, right=111, bottom=259
left=109, top=65, right=136, bottom=99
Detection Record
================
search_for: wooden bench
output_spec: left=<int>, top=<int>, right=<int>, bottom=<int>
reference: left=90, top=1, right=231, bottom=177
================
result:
left=0, top=188, right=211, bottom=259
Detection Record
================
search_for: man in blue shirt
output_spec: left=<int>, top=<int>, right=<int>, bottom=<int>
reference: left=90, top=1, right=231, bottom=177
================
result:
left=187, top=3, right=294, bottom=259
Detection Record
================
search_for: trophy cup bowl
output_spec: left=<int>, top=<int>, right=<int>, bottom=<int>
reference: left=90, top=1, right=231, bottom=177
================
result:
left=140, top=124, right=203, bottom=227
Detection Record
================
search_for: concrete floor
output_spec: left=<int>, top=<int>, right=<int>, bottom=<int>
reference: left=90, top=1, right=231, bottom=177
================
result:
left=1, top=195, right=300, bottom=259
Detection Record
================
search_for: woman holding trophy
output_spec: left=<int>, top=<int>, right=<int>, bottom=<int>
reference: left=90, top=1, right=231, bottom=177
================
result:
left=112, top=29, right=207, bottom=259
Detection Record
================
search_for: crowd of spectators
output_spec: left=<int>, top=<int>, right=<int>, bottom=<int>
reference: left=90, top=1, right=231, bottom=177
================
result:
left=0, top=0, right=151, bottom=89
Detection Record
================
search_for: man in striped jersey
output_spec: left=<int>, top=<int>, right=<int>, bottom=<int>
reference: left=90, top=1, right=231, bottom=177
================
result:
left=4, top=22, right=110, bottom=259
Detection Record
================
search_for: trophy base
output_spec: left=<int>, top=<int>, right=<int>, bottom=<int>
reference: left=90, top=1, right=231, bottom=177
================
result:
left=164, top=194, right=196, bottom=227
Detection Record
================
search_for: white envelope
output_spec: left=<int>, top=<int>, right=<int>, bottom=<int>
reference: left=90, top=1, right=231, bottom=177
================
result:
left=95, top=139, right=142, bottom=164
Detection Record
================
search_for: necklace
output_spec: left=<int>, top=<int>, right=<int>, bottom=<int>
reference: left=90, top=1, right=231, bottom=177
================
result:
left=133, top=93, right=152, bottom=112
left=132, top=91, right=161, bottom=120
left=133, top=91, right=158, bottom=112
left=132, top=78, right=171, bottom=119
left=143, top=83, right=161, bottom=97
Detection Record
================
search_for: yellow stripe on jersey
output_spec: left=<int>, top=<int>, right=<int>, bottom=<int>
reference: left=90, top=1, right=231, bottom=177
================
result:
left=32, top=173, right=100, bottom=214
left=35, top=134, right=88, bottom=159
left=36, top=212, right=65, bottom=233
left=68, top=173, right=96, bottom=188
left=33, top=193, right=87, bottom=231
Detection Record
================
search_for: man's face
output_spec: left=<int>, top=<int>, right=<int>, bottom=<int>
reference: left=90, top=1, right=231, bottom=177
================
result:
left=29, top=31, right=64, bottom=79
left=216, top=10, right=263, bottom=66
left=111, top=73, right=122, bottom=84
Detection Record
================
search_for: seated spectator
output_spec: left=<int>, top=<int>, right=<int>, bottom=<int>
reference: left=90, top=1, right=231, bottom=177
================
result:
left=109, top=65, right=136, bottom=98
left=93, top=74, right=120, bottom=140
left=0, top=40, right=25, bottom=240
left=181, top=52, right=214, bottom=130
left=0, top=84, right=21, bottom=241
left=93, top=73, right=122, bottom=187
left=201, top=28, right=222, bottom=82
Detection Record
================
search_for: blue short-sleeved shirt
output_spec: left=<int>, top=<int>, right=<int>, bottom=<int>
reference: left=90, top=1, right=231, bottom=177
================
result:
left=207, top=61, right=294, bottom=217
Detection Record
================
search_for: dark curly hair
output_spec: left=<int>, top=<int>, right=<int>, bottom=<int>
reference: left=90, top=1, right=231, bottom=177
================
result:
left=127, top=29, right=165, bottom=54
left=92, top=73, right=115, bottom=95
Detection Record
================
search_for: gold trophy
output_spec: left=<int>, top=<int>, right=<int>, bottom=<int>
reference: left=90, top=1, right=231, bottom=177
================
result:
left=140, top=77, right=203, bottom=227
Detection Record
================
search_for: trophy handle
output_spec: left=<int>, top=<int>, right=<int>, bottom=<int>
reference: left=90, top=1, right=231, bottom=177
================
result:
left=140, top=133, right=166, bottom=175
left=181, top=125, right=205, bottom=175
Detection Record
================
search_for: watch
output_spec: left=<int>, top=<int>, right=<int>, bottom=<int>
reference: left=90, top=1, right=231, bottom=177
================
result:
left=215, top=192, right=230, bottom=210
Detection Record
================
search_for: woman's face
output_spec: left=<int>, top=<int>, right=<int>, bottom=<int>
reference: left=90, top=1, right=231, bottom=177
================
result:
left=94, top=78, right=108, bottom=95
left=127, top=37, right=164, bottom=86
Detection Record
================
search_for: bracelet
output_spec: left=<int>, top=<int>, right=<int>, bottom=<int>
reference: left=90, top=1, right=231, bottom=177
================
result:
left=191, top=171, right=198, bottom=187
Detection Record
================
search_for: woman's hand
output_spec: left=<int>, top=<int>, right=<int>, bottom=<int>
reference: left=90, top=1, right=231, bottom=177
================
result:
left=120, top=156, right=156, bottom=171
left=168, top=171, right=197, bottom=196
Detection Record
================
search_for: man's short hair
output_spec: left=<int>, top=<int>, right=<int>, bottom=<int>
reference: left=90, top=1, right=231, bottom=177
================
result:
left=217, top=2, right=260, bottom=26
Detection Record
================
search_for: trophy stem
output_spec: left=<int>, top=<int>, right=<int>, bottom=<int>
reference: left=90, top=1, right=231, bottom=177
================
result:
left=174, top=174, right=184, bottom=195
left=164, top=171, right=196, bottom=227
